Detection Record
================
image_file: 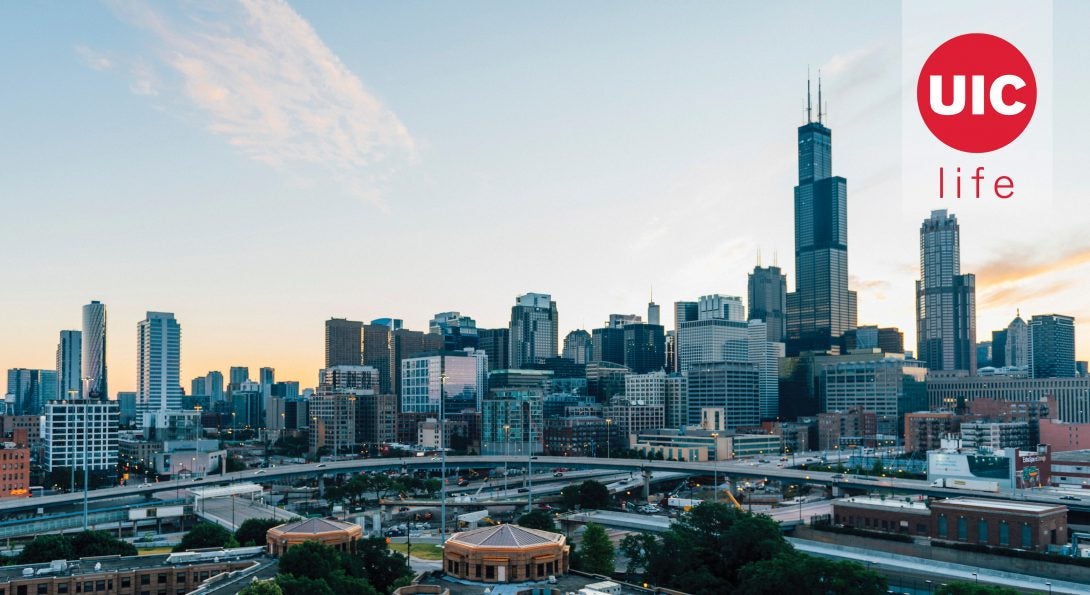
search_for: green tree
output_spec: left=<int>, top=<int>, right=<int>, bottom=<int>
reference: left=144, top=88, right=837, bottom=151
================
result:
left=576, top=522, right=615, bottom=576
left=734, top=551, right=887, bottom=595
left=278, top=541, right=342, bottom=580
left=618, top=532, right=658, bottom=581
left=277, top=574, right=336, bottom=595
left=517, top=510, right=558, bottom=532
left=350, top=537, right=413, bottom=594
left=18, top=534, right=75, bottom=564
left=935, top=583, right=1020, bottom=595
left=173, top=522, right=233, bottom=552
left=237, top=579, right=283, bottom=595
left=71, top=530, right=137, bottom=558
left=235, top=518, right=285, bottom=547
left=579, top=480, right=612, bottom=510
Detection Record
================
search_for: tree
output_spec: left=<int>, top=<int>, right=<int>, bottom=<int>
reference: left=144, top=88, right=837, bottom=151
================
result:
left=579, top=480, right=612, bottom=510
left=350, top=537, right=413, bottom=594
left=517, top=510, right=558, bottom=532
left=576, top=523, right=615, bottom=576
left=71, top=530, right=137, bottom=558
left=278, top=541, right=342, bottom=580
left=277, top=575, right=336, bottom=595
left=18, top=535, right=75, bottom=564
left=174, top=522, right=233, bottom=552
left=734, top=551, right=887, bottom=595
left=618, top=532, right=658, bottom=581
left=935, top=583, right=1020, bottom=595
left=235, top=518, right=284, bottom=547
left=237, top=579, right=283, bottom=595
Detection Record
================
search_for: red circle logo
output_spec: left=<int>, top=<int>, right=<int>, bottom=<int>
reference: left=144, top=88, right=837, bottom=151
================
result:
left=917, top=33, right=1036, bottom=153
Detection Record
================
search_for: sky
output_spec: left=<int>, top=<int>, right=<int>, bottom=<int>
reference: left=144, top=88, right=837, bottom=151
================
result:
left=2, top=1, right=1089, bottom=393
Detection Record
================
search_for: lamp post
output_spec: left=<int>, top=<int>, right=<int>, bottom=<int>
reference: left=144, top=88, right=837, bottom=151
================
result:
left=1046, top=581, right=1052, bottom=595
left=82, top=388, right=90, bottom=531
left=440, top=372, right=447, bottom=546
left=606, top=418, right=613, bottom=459
left=504, top=424, right=511, bottom=493
left=527, top=416, right=534, bottom=509
left=710, top=432, right=719, bottom=503
left=66, top=389, right=78, bottom=495
left=972, top=572, right=978, bottom=584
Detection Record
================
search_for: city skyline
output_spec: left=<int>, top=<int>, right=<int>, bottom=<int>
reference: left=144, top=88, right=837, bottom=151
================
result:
left=4, top=2, right=1090, bottom=392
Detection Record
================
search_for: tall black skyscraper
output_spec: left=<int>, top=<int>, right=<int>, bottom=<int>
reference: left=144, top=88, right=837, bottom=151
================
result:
left=786, top=78, right=856, bottom=355
left=748, top=265, right=787, bottom=343
left=1029, top=314, right=1076, bottom=378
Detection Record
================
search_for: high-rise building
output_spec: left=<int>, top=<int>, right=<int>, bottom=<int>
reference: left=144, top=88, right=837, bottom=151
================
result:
left=81, top=300, right=107, bottom=399
left=5, top=369, right=56, bottom=416
left=205, top=371, right=225, bottom=402
left=822, top=357, right=928, bottom=436
left=591, top=327, right=626, bottom=366
left=478, top=328, right=510, bottom=372
left=747, top=320, right=785, bottom=420
left=1030, top=314, right=1076, bottom=378
left=371, top=318, right=403, bottom=331
left=508, top=293, right=558, bottom=368
left=916, top=210, right=976, bottom=372
left=676, top=318, right=748, bottom=372
left=992, top=329, right=1009, bottom=368
left=686, top=361, right=759, bottom=430
left=976, top=341, right=993, bottom=368
left=623, top=324, right=666, bottom=374
left=429, top=312, right=479, bottom=350
left=259, top=367, right=275, bottom=387
left=56, top=330, right=82, bottom=399
left=481, top=388, right=543, bottom=456
left=362, top=323, right=393, bottom=393
left=400, top=351, right=486, bottom=415
left=841, top=325, right=905, bottom=355
left=698, top=295, right=744, bottom=322
left=786, top=83, right=856, bottom=355
left=228, top=366, right=250, bottom=387
left=748, top=265, right=787, bottom=343
left=319, top=365, right=381, bottom=395
left=325, top=318, right=363, bottom=368
left=136, top=312, right=182, bottom=420
left=391, top=329, right=444, bottom=397
left=1006, top=313, right=1030, bottom=368
left=562, top=330, right=593, bottom=364
left=308, top=394, right=356, bottom=455
left=673, top=301, right=699, bottom=371
left=42, top=400, right=119, bottom=474
left=647, top=299, right=661, bottom=326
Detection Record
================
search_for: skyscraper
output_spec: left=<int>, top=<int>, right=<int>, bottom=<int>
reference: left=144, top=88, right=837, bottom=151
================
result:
left=915, top=210, right=977, bottom=372
left=429, top=312, right=479, bottom=350
left=136, top=312, right=182, bottom=421
left=56, top=330, right=81, bottom=399
left=325, top=318, right=363, bottom=368
left=508, top=293, right=558, bottom=368
left=81, top=300, right=107, bottom=399
left=362, top=323, right=393, bottom=393
left=1029, top=314, right=1076, bottom=378
left=6, top=368, right=56, bottom=415
left=991, top=329, right=1008, bottom=368
left=1006, top=312, right=1029, bottom=368
left=647, top=298, right=661, bottom=326
left=478, top=328, right=510, bottom=372
left=229, top=366, right=250, bottom=387
left=562, top=330, right=593, bottom=364
left=748, top=265, right=787, bottom=343
left=591, top=326, right=626, bottom=365
left=786, top=80, right=856, bottom=355
left=623, top=323, right=666, bottom=374
left=672, top=301, right=699, bottom=371
left=259, top=367, right=275, bottom=386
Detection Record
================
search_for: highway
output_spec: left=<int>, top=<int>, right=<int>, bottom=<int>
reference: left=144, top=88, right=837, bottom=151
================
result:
left=2, top=455, right=1084, bottom=517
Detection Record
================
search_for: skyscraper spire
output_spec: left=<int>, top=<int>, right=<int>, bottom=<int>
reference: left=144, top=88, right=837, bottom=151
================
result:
left=806, top=67, right=813, bottom=123
left=817, top=69, right=824, bottom=124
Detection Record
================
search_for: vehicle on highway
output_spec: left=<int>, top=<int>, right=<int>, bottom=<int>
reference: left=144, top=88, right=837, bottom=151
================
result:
left=254, top=470, right=266, bottom=475
left=517, top=488, right=530, bottom=493
left=316, top=463, right=326, bottom=468
left=553, top=472, right=564, bottom=478
left=930, top=478, right=999, bottom=492
left=457, top=477, right=469, bottom=486
left=1061, top=495, right=1081, bottom=501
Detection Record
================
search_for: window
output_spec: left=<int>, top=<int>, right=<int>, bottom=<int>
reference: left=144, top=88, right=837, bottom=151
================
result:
left=978, top=520, right=988, bottom=543
left=937, top=515, right=948, bottom=538
left=1022, top=524, right=1032, bottom=549
left=999, top=521, right=1010, bottom=546
left=36, top=585, right=47, bottom=595
left=121, top=578, right=131, bottom=588
left=176, top=573, right=185, bottom=583
left=141, top=575, right=150, bottom=586
left=158, top=574, right=167, bottom=584
left=957, top=517, right=967, bottom=541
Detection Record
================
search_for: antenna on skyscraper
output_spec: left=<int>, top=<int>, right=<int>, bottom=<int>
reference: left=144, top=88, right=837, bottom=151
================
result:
left=817, top=69, right=824, bottom=124
left=806, top=67, right=813, bottom=123
left=757, top=248, right=762, bottom=267
left=773, top=250, right=779, bottom=267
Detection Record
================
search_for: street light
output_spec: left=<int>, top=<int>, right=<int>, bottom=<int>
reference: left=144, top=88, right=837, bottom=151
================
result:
left=503, top=424, right=511, bottom=493
left=606, top=418, right=613, bottom=459
left=972, top=572, right=978, bottom=584
left=440, top=372, right=448, bottom=546
left=709, top=432, right=719, bottom=503
left=1046, top=581, right=1052, bottom=595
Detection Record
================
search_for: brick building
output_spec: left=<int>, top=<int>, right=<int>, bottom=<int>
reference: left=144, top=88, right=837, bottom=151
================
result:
left=833, top=496, right=931, bottom=536
left=817, top=408, right=877, bottom=451
left=0, top=443, right=30, bottom=498
left=443, top=524, right=569, bottom=583
left=931, top=498, right=1067, bottom=552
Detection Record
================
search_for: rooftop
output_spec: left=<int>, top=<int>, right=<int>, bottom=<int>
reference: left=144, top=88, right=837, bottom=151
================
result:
left=268, top=517, right=359, bottom=536
left=835, top=496, right=929, bottom=512
left=934, top=498, right=1065, bottom=514
left=447, top=524, right=563, bottom=548
left=1050, top=450, right=1090, bottom=463
left=0, top=547, right=265, bottom=582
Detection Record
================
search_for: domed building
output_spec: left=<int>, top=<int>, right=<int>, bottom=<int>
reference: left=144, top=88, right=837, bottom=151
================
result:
left=443, top=524, right=569, bottom=583
left=265, top=517, right=363, bottom=556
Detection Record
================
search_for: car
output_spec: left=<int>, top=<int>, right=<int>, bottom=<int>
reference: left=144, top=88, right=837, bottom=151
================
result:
left=517, top=488, right=530, bottom=493
left=553, top=472, right=564, bottom=478
left=254, top=470, right=266, bottom=475
left=1061, top=495, right=1081, bottom=501
left=398, top=506, right=410, bottom=512
left=192, top=477, right=202, bottom=482
left=530, top=456, right=539, bottom=460
left=316, top=463, right=327, bottom=468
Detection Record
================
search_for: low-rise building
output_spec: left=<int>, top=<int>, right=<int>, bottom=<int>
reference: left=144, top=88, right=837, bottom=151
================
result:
left=931, top=498, right=1067, bottom=552
left=833, top=496, right=931, bottom=536
left=443, top=524, right=569, bottom=584
left=266, top=517, right=363, bottom=556
left=0, top=442, right=30, bottom=498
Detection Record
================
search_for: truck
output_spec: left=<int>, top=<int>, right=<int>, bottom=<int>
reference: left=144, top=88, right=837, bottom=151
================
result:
left=667, top=497, right=703, bottom=510
left=930, top=478, right=1000, bottom=492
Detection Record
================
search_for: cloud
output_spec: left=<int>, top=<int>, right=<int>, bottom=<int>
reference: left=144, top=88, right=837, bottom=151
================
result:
left=850, top=276, right=892, bottom=301
left=821, top=42, right=898, bottom=95
left=75, top=45, right=113, bottom=71
left=974, top=240, right=1090, bottom=287
left=104, top=0, right=415, bottom=205
left=980, top=279, right=1076, bottom=310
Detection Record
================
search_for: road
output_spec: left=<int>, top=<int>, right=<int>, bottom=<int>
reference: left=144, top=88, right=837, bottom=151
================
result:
left=196, top=495, right=299, bottom=531
left=2, top=454, right=1083, bottom=517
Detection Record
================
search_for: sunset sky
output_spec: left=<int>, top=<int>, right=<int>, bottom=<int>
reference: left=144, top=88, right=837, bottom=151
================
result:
left=2, top=1, right=1088, bottom=392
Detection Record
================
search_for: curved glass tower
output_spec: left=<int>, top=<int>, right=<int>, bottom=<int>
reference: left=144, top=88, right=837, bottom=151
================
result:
left=82, top=300, right=107, bottom=399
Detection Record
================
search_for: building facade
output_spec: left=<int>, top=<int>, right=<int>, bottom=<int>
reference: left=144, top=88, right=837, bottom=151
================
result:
left=508, top=293, right=559, bottom=368
left=686, top=361, right=759, bottom=430
left=42, top=399, right=119, bottom=473
left=56, top=330, right=82, bottom=399
left=916, top=210, right=977, bottom=373
left=481, top=389, right=543, bottom=456
left=81, top=300, right=108, bottom=400
left=1029, top=314, right=1076, bottom=379
left=748, top=265, right=787, bottom=343
left=821, top=357, right=928, bottom=436
left=136, top=312, right=182, bottom=421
